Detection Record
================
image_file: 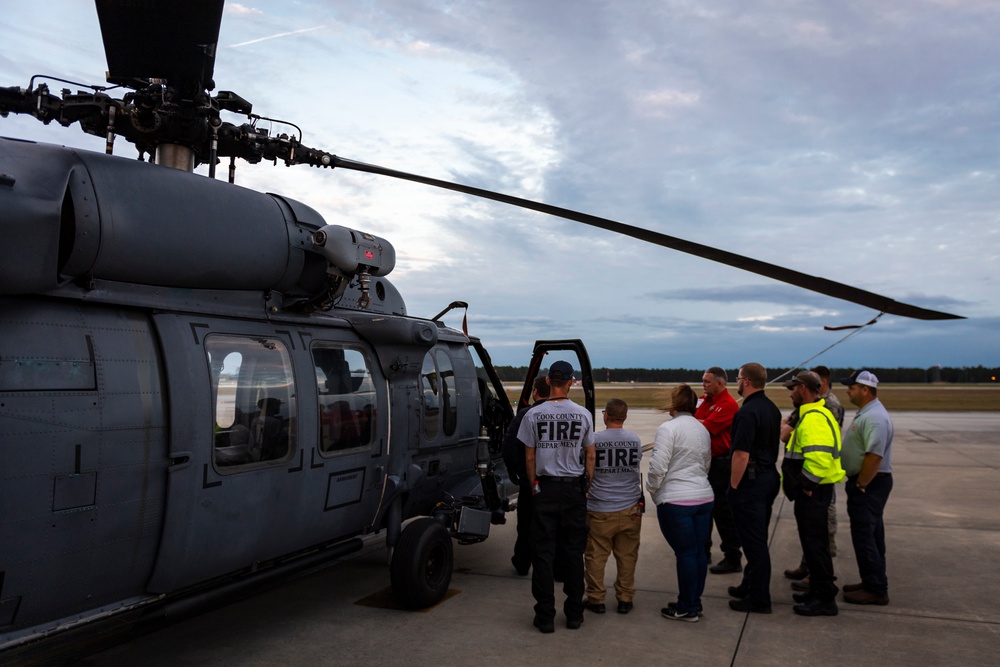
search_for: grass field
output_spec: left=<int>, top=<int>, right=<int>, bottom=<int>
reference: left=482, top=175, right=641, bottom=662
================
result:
left=504, top=383, right=1000, bottom=411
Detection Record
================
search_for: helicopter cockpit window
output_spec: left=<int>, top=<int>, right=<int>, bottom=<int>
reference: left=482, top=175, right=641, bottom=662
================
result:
left=435, top=350, right=457, bottom=437
left=313, top=345, right=375, bottom=453
left=419, top=349, right=458, bottom=440
left=420, top=352, right=440, bottom=438
left=467, top=343, right=510, bottom=455
left=467, top=345, right=503, bottom=405
left=208, top=335, right=296, bottom=469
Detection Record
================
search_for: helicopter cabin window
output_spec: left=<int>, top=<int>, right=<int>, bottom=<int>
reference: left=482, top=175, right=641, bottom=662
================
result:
left=420, top=349, right=458, bottom=439
left=313, top=345, right=375, bottom=453
left=208, top=335, right=296, bottom=469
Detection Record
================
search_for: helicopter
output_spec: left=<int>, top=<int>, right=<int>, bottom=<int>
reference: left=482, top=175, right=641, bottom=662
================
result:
left=0, top=0, right=963, bottom=663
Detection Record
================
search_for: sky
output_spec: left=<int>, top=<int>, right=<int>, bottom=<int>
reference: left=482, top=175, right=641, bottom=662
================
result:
left=2, top=0, right=998, bottom=373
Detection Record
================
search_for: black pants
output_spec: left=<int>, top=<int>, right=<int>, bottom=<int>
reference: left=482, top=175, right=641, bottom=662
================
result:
left=846, top=473, right=893, bottom=596
left=794, top=484, right=837, bottom=602
left=531, top=478, right=587, bottom=622
left=512, top=480, right=534, bottom=572
left=707, top=456, right=742, bottom=560
left=727, top=465, right=779, bottom=606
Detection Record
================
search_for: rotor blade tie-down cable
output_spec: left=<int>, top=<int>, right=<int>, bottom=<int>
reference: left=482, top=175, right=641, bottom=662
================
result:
left=767, top=313, right=885, bottom=388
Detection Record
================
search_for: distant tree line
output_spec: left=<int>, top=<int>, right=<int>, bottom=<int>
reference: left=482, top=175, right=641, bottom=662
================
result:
left=492, top=365, right=1000, bottom=384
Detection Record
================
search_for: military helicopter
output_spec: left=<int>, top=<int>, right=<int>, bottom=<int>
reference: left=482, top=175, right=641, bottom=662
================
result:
left=0, top=0, right=962, bottom=662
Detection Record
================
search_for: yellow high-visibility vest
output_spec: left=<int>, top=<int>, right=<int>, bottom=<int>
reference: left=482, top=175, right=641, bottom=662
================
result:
left=785, top=399, right=846, bottom=485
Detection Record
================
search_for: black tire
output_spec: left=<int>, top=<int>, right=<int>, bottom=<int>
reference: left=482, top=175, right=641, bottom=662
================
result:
left=390, top=517, right=454, bottom=609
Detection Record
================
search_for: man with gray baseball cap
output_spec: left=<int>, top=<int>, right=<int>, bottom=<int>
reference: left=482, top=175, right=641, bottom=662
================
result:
left=840, top=370, right=894, bottom=605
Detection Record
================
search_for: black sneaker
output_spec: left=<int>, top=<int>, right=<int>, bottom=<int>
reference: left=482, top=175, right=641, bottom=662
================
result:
left=583, top=600, right=606, bottom=614
left=709, top=558, right=743, bottom=574
left=533, top=616, right=555, bottom=633
left=793, top=599, right=838, bottom=616
left=616, top=600, right=634, bottom=614
left=661, top=607, right=700, bottom=622
left=727, top=585, right=748, bottom=599
left=792, top=591, right=814, bottom=604
left=566, top=617, right=584, bottom=629
left=666, top=601, right=703, bottom=617
left=728, top=599, right=772, bottom=614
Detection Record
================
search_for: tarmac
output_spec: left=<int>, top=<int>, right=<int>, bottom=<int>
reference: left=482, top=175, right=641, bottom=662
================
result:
left=79, top=410, right=1000, bottom=666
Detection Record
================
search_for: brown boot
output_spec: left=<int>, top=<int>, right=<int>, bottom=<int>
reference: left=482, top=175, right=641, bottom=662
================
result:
left=843, top=589, right=889, bottom=605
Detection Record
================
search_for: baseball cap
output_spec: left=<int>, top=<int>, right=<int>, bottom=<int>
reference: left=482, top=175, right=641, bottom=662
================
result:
left=840, top=370, right=879, bottom=388
left=547, top=360, right=575, bottom=381
left=783, top=371, right=821, bottom=392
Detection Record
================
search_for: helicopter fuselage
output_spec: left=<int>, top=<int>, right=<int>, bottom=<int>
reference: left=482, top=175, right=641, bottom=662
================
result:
left=0, top=136, right=515, bottom=657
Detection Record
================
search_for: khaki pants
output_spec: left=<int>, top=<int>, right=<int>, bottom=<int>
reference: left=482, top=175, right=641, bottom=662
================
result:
left=584, top=507, right=642, bottom=604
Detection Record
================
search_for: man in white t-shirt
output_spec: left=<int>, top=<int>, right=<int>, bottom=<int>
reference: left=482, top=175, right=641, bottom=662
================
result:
left=519, top=361, right=595, bottom=633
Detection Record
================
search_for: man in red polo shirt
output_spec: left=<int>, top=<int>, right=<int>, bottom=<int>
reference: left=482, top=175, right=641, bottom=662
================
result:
left=695, top=366, right=742, bottom=574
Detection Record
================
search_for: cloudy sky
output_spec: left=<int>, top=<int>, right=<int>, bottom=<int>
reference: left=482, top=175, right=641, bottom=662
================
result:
left=2, top=1, right=998, bottom=372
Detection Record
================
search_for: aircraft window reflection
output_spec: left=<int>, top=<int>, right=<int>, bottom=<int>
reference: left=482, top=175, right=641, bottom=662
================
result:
left=208, top=336, right=296, bottom=469
left=435, top=350, right=457, bottom=437
left=420, top=352, right=440, bottom=438
left=314, top=345, right=375, bottom=453
left=214, top=352, right=243, bottom=427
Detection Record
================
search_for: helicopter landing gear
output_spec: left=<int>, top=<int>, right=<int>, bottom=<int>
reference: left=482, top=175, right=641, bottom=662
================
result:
left=390, top=518, right=454, bottom=609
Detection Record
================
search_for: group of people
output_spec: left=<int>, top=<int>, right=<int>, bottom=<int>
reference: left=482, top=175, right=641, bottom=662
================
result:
left=503, top=361, right=895, bottom=632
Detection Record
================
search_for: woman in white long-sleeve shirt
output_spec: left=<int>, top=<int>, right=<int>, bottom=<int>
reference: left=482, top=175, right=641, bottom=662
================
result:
left=647, top=384, right=713, bottom=622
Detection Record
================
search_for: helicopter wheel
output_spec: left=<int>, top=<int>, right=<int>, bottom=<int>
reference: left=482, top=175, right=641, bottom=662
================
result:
left=390, top=517, right=454, bottom=609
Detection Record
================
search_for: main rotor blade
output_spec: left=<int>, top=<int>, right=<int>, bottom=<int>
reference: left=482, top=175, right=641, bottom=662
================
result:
left=332, top=156, right=963, bottom=321
left=96, top=0, right=225, bottom=92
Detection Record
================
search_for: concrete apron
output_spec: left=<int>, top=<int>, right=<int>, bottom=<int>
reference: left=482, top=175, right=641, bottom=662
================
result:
left=86, top=410, right=1000, bottom=666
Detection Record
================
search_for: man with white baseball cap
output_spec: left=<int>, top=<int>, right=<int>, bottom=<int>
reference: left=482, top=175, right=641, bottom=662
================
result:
left=839, top=370, right=894, bottom=605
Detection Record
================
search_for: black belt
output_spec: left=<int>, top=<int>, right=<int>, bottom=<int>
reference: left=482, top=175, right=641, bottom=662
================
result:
left=538, top=475, right=582, bottom=483
left=875, top=472, right=891, bottom=477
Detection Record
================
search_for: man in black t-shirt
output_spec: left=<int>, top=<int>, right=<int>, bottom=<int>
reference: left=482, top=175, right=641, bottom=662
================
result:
left=726, top=362, right=781, bottom=614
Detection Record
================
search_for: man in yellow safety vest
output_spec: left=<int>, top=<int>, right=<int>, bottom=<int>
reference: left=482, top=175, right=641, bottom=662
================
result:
left=780, top=371, right=845, bottom=617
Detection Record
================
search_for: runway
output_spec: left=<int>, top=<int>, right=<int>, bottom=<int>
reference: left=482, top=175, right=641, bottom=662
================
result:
left=79, top=409, right=1000, bottom=666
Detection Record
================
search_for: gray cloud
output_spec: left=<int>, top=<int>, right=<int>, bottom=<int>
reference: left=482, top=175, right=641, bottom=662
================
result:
left=3, top=0, right=997, bottom=370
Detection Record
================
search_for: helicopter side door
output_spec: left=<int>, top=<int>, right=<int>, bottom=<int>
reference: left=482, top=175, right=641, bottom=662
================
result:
left=147, top=315, right=387, bottom=593
left=517, top=339, right=595, bottom=421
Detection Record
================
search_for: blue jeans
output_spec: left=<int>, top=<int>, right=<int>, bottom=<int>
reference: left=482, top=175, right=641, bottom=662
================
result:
left=657, top=501, right=714, bottom=613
